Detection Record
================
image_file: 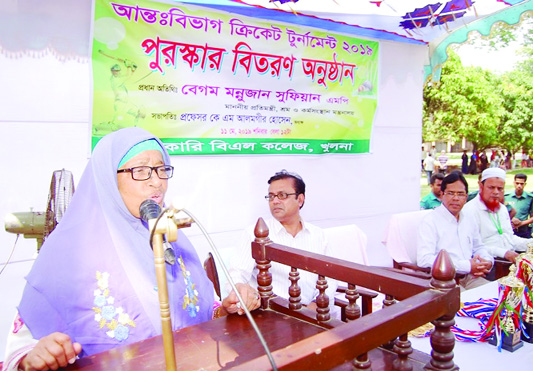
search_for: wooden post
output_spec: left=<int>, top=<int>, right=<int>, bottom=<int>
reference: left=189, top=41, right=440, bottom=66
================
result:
left=344, top=283, right=361, bottom=321
left=393, top=333, right=413, bottom=371
left=352, top=353, right=371, bottom=370
left=345, top=283, right=371, bottom=370
left=253, top=218, right=273, bottom=308
left=289, top=267, right=302, bottom=310
left=315, top=275, right=330, bottom=323
left=382, top=294, right=397, bottom=350
left=425, top=250, right=459, bottom=371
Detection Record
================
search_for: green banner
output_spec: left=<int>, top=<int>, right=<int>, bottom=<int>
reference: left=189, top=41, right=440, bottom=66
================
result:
left=91, top=0, right=379, bottom=155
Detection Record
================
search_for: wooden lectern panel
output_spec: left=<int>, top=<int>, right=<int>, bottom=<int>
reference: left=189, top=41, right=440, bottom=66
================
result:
left=61, top=308, right=431, bottom=371
left=64, top=310, right=326, bottom=370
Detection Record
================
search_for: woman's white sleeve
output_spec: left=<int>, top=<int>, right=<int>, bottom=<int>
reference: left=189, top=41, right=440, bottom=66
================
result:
left=3, top=313, right=38, bottom=371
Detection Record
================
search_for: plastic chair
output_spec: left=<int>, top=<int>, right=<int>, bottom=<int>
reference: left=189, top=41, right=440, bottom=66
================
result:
left=324, top=224, right=369, bottom=265
left=382, top=210, right=432, bottom=273
left=324, top=224, right=378, bottom=318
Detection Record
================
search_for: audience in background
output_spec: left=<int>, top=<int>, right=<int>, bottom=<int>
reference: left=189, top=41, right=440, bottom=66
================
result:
left=461, top=150, right=468, bottom=174
left=505, top=173, right=533, bottom=238
left=468, top=150, right=478, bottom=175
left=423, top=152, right=435, bottom=186
left=479, top=151, right=489, bottom=172
left=437, top=150, right=449, bottom=174
left=420, top=173, right=445, bottom=210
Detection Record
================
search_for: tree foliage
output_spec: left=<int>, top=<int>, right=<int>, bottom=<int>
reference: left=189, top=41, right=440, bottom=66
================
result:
left=423, top=52, right=504, bottom=150
left=499, top=68, right=533, bottom=153
left=516, top=45, right=533, bottom=74
left=423, top=20, right=533, bottom=154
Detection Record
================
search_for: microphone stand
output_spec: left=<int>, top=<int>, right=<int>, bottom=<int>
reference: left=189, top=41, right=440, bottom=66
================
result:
left=147, top=205, right=278, bottom=371
left=171, top=208, right=278, bottom=371
left=147, top=212, right=178, bottom=371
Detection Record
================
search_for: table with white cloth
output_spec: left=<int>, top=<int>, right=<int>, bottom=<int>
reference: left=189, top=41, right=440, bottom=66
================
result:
left=410, top=281, right=533, bottom=370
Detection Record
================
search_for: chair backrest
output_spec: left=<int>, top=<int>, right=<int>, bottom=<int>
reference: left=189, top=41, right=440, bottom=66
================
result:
left=203, top=252, right=221, bottom=301
left=324, top=224, right=369, bottom=265
left=382, top=210, right=432, bottom=264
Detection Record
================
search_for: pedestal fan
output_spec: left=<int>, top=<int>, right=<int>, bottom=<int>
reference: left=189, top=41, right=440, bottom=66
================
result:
left=4, top=169, right=75, bottom=251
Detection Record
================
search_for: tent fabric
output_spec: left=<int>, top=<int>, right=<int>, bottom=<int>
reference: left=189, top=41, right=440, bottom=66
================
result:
left=426, top=0, right=533, bottom=81
left=215, top=0, right=526, bottom=44
left=1, top=0, right=531, bottom=78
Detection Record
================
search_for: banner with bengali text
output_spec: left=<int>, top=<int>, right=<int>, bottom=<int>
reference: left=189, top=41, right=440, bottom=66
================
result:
left=91, top=0, right=379, bottom=155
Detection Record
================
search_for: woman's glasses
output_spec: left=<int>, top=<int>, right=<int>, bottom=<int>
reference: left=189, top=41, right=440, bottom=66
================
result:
left=117, top=165, right=174, bottom=181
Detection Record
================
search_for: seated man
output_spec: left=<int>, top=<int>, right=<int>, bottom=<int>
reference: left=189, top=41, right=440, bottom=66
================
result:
left=417, top=171, right=493, bottom=290
left=228, top=170, right=337, bottom=312
left=420, top=173, right=445, bottom=210
left=505, top=173, right=533, bottom=238
left=468, top=173, right=516, bottom=218
left=463, top=168, right=531, bottom=263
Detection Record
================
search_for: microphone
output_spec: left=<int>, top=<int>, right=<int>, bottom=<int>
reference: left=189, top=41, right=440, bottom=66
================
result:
left=139, top=199, right=161, bottom=223
left=140, top=199, right=176, bottom=265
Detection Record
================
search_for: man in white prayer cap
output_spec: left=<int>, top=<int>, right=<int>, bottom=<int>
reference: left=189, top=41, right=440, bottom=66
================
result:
left=463, top=168, right=531, bottom=263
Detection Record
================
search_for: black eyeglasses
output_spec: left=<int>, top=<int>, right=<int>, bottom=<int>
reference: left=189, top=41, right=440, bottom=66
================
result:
left=117, top=165, right=174, bottom=181
left=265, top=192, right=298, bottom=201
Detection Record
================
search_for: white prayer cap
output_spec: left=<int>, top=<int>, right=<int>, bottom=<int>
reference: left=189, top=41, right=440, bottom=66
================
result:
left=481, top=167, right=506, bottom=182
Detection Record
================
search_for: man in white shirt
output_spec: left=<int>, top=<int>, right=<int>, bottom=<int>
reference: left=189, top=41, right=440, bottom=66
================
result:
left=463, top=168, right=531, bottom=263
left=437, top=150, right=449, bottom=174
left=417, top=171, right=493, bottom=289
left=228, top=169, right=337, bottom=312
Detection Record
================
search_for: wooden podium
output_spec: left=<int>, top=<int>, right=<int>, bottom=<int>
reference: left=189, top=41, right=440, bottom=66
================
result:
left=62, top=218, right=460, bottom=370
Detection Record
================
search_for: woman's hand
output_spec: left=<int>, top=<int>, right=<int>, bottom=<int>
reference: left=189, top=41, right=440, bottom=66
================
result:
left=222, top=283, right=261, bottom=315
left=19, top=332, right=82, bottom=371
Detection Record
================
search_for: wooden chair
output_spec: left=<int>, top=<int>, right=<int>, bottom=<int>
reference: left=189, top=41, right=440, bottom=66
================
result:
left=486, top=257, right=511, bottom=281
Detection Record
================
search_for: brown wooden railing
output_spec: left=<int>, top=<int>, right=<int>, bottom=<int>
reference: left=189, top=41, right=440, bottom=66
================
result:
left=229, top=218, right=460, bottom=371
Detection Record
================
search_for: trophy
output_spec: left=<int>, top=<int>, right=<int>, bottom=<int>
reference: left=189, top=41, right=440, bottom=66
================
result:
left=516, top=243, right=533, bottom=343
left=489, top=264, right=524, bottom=352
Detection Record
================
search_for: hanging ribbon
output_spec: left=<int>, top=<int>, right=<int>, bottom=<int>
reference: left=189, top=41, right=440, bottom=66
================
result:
left=488, top=212, right=503, bottom=235
left=516, top=256, right=533, bottom=340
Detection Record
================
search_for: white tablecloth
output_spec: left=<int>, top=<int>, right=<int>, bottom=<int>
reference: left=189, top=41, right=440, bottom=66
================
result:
left=410, top=281, right=533, bottom=370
